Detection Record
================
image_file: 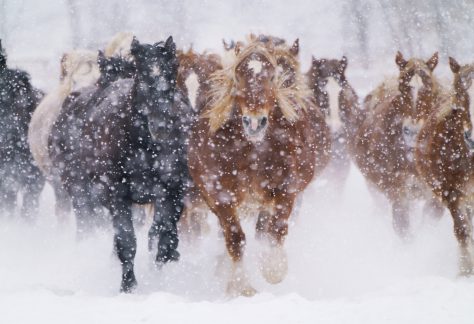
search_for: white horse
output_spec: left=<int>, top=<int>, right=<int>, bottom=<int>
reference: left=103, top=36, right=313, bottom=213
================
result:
left=28, top=50, right=100, bottom=221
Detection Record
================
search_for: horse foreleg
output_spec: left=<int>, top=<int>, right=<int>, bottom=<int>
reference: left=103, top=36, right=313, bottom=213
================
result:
left=422, top=196, right=444, bottom=221
left=21, top=175, right=45, bottom=221
left=256, top=196, right=292, bottom=285
left=392, top=197, right=410, bottom=238
left=52, top=180, right=71, bottom=224
left=213, top=203, right=255, bottom=297
left=448, top=199, right=474, bottom=275
left=149, top=189, right=183, bottom=265
left=110, top=198, right=137, bottom=293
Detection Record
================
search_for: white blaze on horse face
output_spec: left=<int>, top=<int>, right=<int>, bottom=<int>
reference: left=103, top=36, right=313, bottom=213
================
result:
left=248, top=60, right=263, bottom=75
left=185, top=71, right=199, bottom=111
left=326, top=77, right=343, bottom=133
left=151, top=65, right=161, bottom=77
left=409, top=74, right=424, bottom=108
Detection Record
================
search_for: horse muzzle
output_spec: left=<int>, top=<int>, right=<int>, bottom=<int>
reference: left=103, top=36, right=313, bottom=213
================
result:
left=242, top=115, right=268, bottom=143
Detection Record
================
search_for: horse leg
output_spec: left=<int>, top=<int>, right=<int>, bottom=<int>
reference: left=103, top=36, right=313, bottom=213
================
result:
left=448, top=199, right=474, bottom=275
left=392, top=196, right=410, bottom=238
left=212, top=203, right=255, bottom=297
left=69, top=184, right=98, bottom=237
left=256, top=194, right=293, bottom=285
left=20, top=173, right=45, bottom=221
left=423, top=196, right=444, bottom=221
left=149, top=188, right=183, bottom=265
left=52, top=179, right=71, bottom=224
left=110, top=197, right=137, bottom=293
left=0, top=183, right=17, bottom=218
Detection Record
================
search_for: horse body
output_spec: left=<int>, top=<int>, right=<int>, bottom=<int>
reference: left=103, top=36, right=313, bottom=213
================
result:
left=188, top=35, right=330, bottom=296
left=0, top=40, right=44, bottom=218
left=50, top=37, right=192, bottom=292
left=415, top=58, right=474, bottom=274
left=350, top=52, right=444, bottom=236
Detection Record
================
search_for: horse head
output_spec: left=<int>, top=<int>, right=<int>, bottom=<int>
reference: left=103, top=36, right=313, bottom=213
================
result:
left=0, top=39, right=6, bottom=70
left=395, top=51, right=439, bottom=118
left=130, top=36, right=178, bottom=141
left=308, top=56, right=348, bottom=130
left=205, top=36, right=308, bottom=143
left=449, top=57, right=474, bottom=148
left=60, top=50, right=101, bottom=91
left=96, top=50, right=135, bottom=86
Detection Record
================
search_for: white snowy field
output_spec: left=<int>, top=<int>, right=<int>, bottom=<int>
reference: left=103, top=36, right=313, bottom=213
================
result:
left=1, top=167, right=474, bottom=324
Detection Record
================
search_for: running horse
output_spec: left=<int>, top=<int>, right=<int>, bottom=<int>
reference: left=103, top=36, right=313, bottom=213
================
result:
left=307, top=56, right=359, bottom=190
left=188, top=35, right=330, bottom=296
left=415, top=58, right=474, bottom=275
left=0, top=39, right=44, bottom=219
left=349, top=52, right=445, bottom=237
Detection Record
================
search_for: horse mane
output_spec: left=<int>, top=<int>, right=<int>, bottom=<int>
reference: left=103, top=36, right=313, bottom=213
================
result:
left=202, top=36, right=312, bottom=133
left=104, top=32, right=134, bottom=57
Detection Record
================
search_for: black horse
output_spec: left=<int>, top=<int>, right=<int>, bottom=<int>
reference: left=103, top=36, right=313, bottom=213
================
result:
left=0, top=39, right=44, bottom=219
left=50, top=37, right=194, bottom=292
left=49, top=50, right=136, bottom=228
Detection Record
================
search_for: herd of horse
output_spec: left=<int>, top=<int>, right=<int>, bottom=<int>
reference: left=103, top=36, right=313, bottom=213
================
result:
left=1, top=32, right=474, bottom=296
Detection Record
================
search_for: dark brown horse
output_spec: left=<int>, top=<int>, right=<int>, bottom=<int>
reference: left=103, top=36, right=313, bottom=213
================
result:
left=415, top=58, right=474, bottom=274
left=348, top=52, right=445, bottom=237
left=307, top=56, right=359, bottom=190
left=188, top=35, right=330, bottom=296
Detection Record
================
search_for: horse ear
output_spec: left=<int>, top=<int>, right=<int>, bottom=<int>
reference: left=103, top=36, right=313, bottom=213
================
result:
left=340, top=56, right=348, bottom=71
left=165, top=36, right=176, bottom=55
left=449, top=57, right=461, bottom=74
left=426, top=52, right=438, bottom=71
left=290, top=38, right=299, bottom=56
left=223, top=39, right=235, bottom=51
left=97, top=50, right=107, bottom=70
left=395, top=51, right=407, bottom=69
left=130, top=37, right=141, bottom=56
left=60, top=53, right=69, bottom=80
left=234, top=42, right=242, bottom=55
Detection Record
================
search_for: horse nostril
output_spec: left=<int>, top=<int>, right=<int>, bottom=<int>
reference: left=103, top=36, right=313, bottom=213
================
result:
left=260, top=116, right=268, bottom=128
left=242, top=116, right=251, bottom=127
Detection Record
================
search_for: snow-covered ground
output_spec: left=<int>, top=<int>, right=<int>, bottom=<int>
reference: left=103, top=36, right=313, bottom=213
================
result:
left=1, top=167, right=474, bottom=323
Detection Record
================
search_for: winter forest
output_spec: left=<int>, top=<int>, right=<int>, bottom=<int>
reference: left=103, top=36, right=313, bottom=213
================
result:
left=1, top=0, right=474, bottom=323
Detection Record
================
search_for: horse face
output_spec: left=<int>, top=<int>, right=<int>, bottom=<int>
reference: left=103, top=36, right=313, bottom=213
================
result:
left=131, top=36, right=178, bottom=93
left=131, top=37, right=178, bottom=141
left=235, top=52, right=276, bottom=143
left=64, top=52, right=101, bottom=92
left=396, top=52, right=438, bottom=110
left=97, top=51, right=135, bottom=84
left=450, top=58, right=474, bottom=138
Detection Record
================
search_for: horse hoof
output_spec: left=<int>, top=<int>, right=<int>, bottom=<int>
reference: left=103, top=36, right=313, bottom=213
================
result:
left=259, top=246, right=288, bottom=284
left=155, top=249, right=180, bottom=266
left=120, top=276, right=137, bottom=293
left=226, top=282, right=257, bottom=297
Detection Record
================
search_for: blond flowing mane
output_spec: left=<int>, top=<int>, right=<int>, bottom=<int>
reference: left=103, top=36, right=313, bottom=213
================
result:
left=202, top=36, right=313, bottom=133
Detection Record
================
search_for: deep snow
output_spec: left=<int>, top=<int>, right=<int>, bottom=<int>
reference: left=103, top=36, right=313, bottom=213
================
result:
left=1, top=167, right=474, bottom=323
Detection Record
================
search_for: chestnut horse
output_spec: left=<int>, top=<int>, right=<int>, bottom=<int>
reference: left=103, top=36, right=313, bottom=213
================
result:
left=307, top=56, right=359, bottom=190
left=349, top=52, right=445, bottom=237
left=188, top=35, right=330, bottom=296
left=415, top=58, right=474, bottom=275
left=176, top=49, right=223, bottom=239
